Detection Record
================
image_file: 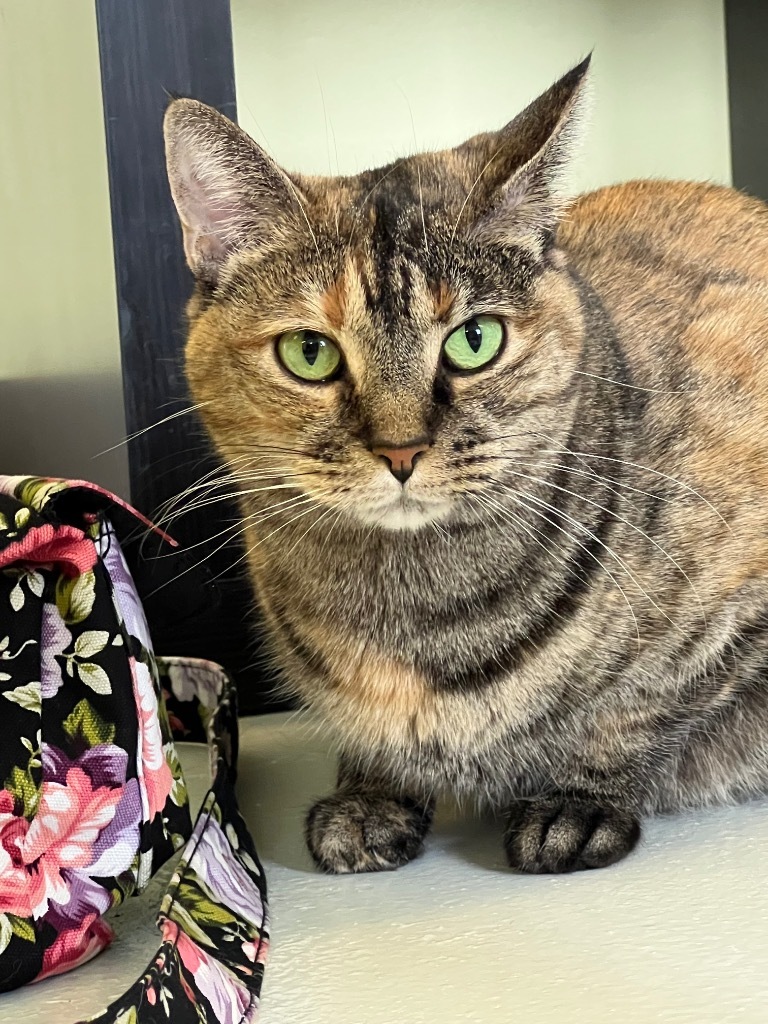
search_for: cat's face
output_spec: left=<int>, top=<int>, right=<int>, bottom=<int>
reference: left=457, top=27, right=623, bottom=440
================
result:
left=166, top=61, right=589, bottom=531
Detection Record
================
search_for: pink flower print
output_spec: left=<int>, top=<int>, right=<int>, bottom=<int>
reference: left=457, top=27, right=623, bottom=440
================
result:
left=0, top=790, right=35, bottom=917
left=35, top=912, right=113, bottom=983
left=0, top=522, right=97, bottom=577
left=164, top=921, right=253, bottom=1024
left=39, top=743, right=139, bottom=925
left=20, top=768, right=122, bottom=918
left=236, top=937, right=266, bottom=974
left=131, top=657, right=173, bottom=820
left=0, top=753, right=138, bottom=934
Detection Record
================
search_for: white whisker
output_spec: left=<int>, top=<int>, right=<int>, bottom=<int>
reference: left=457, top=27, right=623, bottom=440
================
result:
left=472, top=491, right=639, bottom=646
left=146, top=494, right=319, bottom=594
left=495, top=481, right=676, bottom=632
left=498, top=465, right=705, bottom=625
left=95, top=402, right=212, bottom=456
left=532, top=445, right=732, bottom=535
left=212, top=501, right=325, bottom=584
left=450, top=146, right=506, bottom=243
left=573, top=369, right=693, bottom=395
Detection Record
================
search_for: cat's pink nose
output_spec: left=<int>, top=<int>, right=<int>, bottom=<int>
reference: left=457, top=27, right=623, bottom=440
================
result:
left=371, top=441, right=430, bottom=484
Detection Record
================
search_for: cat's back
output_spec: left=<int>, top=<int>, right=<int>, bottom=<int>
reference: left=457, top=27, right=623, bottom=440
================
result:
left=561, top=179, right=768, bottom=288
left=559, top=179, right=768, bottom=588
left=560, top=179, right=768, bottom=396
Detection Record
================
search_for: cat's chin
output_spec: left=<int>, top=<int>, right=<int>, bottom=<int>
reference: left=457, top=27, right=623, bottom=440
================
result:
left=352, top=496, right=453, bottom=532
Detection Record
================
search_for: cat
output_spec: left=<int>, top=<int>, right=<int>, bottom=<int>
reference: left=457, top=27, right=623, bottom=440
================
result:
left=163, top=56, right=768, bottom=875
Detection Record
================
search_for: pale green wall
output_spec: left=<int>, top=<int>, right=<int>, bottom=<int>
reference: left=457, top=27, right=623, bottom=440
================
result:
left=231, top=0, right=731, bottom=193
left=0, top=0, right=128, bottom=494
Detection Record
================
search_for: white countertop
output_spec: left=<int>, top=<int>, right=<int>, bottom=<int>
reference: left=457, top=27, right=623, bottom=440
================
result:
left=6, top=712, right=768, bottom=1023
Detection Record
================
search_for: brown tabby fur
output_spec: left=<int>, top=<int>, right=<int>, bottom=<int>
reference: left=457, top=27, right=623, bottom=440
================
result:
left=164, top=58, right=768, bottom=875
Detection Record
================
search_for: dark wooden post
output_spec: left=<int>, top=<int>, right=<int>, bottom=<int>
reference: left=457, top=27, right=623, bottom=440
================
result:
left=95, top=0, right=283, bottom=713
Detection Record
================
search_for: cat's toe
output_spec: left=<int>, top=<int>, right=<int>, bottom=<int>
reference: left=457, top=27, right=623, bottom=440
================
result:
left=305, top=792, right=432, bottom=874
left=503, top=798, right=640, bottom=874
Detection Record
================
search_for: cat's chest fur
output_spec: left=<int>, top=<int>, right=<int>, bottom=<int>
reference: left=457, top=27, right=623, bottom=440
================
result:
left=248, top=517, right=627, bottom=801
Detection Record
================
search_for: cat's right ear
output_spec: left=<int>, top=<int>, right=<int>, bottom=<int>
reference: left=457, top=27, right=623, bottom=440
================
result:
left=163, top=100, right=303, bottom=285
left=455, top=57, right=591, bottom=248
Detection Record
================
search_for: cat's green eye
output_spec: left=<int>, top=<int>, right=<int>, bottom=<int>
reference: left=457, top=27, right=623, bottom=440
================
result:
left=443, top=315, right=505, bottom=372
left=277, top=329, right=342, bottom=382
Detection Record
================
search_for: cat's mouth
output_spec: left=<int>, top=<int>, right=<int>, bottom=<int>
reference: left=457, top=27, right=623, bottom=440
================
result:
left=352, top=490, right=453, bottom=531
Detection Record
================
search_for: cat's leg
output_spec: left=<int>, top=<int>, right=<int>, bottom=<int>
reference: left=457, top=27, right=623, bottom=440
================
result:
left=503, top=795, right=641, bottom=874
left=305, top=759, right=434, bottom=874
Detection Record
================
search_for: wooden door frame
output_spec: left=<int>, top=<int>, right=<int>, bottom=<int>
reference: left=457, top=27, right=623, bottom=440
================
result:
left=95, top=0, right=282, bottom=714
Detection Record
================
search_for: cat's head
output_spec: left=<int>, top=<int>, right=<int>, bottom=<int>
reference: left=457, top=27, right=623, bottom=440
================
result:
left=164, top=59, right=590, bottom=531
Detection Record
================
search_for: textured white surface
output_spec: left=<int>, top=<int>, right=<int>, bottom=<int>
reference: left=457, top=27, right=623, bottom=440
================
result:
left=5, top=712, right=768, bottom=1023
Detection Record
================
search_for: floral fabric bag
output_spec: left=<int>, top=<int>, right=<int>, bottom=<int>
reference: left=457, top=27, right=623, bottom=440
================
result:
left=0, top=475, right=269, bottom=1022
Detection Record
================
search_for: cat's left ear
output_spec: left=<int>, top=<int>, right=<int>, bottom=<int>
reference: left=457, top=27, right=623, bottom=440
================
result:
left=457, top=56, right=590, bottom=247
left=163, top=99, right=306, bottom=285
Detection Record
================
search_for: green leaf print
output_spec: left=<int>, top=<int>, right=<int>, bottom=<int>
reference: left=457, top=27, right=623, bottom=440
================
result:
left=7, top=915, right=35, bottom=943
left=5, top=765, right=39, bottom=818
left=114, top=1008, right=139, bottom=1024
left=166, top=898, right=215, bottom=949
left=165, top=745, right=188, bottom=808
left=55, top=570, right=96, bottom=624
left=77, top=661, right=112, bottom=695
left=63, top=698, right=116, bottom=747
left=176, top=876, right=239, bottom=929
left=16, top=477, right=67, bottom=511
left=74, top=630, right=109, bottom=659
left=0, top=916, right=11, bottom=956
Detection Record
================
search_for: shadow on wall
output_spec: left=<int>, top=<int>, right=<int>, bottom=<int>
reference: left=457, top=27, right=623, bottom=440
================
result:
left=0, top=373, right=129, bottom=497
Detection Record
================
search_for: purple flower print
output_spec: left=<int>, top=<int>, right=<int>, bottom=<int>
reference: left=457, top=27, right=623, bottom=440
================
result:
left=40, top=603, right=72, bottom=699
left=39, top=746, right=141, bottom=927
left=43, top=742, right=128, bottom=789
left=189, top=818, right=265, bottom=932
left=98, top=526, right=153, bottom=651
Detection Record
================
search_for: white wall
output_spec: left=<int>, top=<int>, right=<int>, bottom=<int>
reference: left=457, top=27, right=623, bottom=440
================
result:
left=231, top=0, right=731, bottom=194
left=0, top=0, right=128, bottom=495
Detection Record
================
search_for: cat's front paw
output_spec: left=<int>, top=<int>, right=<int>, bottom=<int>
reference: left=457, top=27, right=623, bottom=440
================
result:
left=305, top=791, right=432, bottom=874
left=503, top=797, right=640, bottom=874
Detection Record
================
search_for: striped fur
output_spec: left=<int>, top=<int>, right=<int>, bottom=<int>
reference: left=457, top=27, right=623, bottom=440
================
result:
left=165, top=59, right=768, bottom=874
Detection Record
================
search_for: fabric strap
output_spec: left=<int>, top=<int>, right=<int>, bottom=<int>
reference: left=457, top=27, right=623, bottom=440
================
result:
left=84, top=655, right=270, bottom=1024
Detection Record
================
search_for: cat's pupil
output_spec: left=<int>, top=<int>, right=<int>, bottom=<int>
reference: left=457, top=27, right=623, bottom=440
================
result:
left=465, top=319, right=483, bottom=353
left=302, top=333, right=321, bottom=366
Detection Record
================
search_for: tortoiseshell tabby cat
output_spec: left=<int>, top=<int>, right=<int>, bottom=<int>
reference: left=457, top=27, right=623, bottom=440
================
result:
left=163, top=58, right=768, bottom=875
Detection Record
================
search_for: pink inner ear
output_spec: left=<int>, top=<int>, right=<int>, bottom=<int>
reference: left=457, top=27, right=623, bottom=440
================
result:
left=502, top=171, right=533, bottom=211
left=471, top=155, right=561, bottom=249
left=166, top=103, right=307, bottom=278
left=176, top=158, right=244, bottom=270
left=186, top=165, right=238, bottom=240
left=193, top=232, right=229, bottom=268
